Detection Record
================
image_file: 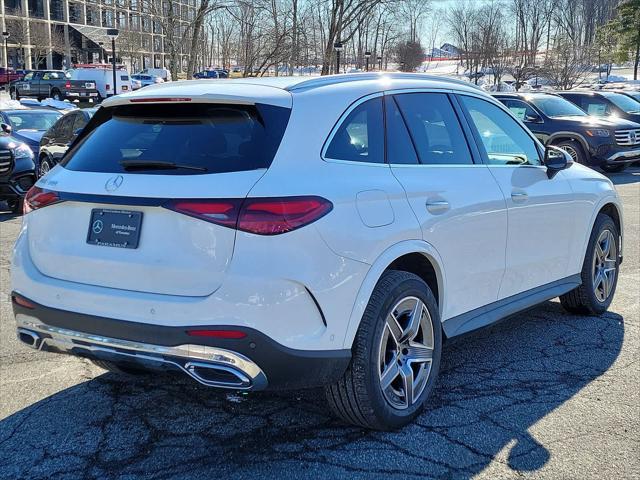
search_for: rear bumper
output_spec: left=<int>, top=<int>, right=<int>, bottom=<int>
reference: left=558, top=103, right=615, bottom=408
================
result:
left=12, top=294, right=351, bottom=390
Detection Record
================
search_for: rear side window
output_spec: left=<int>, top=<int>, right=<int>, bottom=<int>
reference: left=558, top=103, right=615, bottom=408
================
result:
left=394, top=93, right=473, bottom=165
left=385, top=96, right=418, bottom=164
left=62, top=103, right=291, bottom=175
left=325, top=97, right=384, bottom=164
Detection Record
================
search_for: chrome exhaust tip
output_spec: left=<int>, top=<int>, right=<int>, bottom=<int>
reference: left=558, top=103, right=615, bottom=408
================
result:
left=17, top=328, right=42, bottom=349
left=184, top=361, right=252, bottom=389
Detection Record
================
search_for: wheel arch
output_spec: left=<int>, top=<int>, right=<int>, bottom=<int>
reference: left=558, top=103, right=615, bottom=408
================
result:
left=341, top=240, right=446, bottom=349
left=580, top=197, right=624, bottom=267
left=548, top=132, right=590, bottom=156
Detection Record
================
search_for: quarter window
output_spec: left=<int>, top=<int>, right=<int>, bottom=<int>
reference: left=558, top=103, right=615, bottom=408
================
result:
left=393, top=93, right=473, bottom=165
left=459, top=95, right=542, bottom=166
left=325, top=97, right=384, bottom=164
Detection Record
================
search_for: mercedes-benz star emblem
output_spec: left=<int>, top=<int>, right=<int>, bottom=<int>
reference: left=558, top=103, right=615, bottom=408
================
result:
left=105, top=175, right=124, bottom=192
left=92, top=219, right=104, bottom=234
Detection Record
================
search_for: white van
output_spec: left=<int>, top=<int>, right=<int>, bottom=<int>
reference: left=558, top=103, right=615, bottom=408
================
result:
left=137, top=68, right=171, bottom=82
left=67, top=64, right=133, bottom=99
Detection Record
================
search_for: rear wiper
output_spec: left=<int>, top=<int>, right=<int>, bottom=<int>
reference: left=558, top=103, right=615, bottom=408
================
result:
left=119, top=160, right=208, bottom=172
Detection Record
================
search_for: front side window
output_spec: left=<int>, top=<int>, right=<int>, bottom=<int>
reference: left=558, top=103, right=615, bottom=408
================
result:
left=459, top=95, right=542, bottom=166
left=501, top=99, right=540, bottom=123
left=325, top=97, right=384, bottom=163
left=394, top=92, right=473, bottom=165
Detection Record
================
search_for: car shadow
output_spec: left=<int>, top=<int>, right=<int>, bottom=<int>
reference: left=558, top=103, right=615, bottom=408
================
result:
left=605, top=166, right=640, bottom=185
left=0, top=202, right=20, bottom=221
left=0, top=301, right=624, bottom=479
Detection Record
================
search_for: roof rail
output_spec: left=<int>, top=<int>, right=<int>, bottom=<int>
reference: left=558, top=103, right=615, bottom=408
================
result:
left=285, top=72, right=480, bottom=92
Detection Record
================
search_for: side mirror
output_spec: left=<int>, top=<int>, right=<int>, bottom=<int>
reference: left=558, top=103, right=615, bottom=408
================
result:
left=1, top=123, right=12, bottom=134
left=544, top=145, right=573, bottom=179
left=525, top=113, right=542, bottom=123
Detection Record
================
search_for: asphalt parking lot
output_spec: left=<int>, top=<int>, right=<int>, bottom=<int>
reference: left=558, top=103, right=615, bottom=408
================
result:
left=0, top=168, right=638, bottom=480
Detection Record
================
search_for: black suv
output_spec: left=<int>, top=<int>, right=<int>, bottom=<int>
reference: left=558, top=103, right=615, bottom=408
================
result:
left=556, top=91, right=640, bottom=124
left=493, top=92, right=640, bottom=173
left=38, top=108, right=96, bottom=176
left=0, top=134, right=37, bottom=213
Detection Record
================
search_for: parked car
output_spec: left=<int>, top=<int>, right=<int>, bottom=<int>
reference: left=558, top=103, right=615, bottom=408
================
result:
left=9, top=70, right=99, bottom=102
left=557, top=90, right=640, bottom=124
left=0, top=133, right=36, bottom=213
left=494, top=92, right=640, bottom=173
left=136, top=68, right=171, bottom=82
left=0, top=107, right=63, bottom=173
left=193, top=69, right=228, bottom=79
left=130, top=78, right=142, bottom=91
left=38, top=108, right=97, bottom=176
left=130, top=74, right=164, bottom=87
left=12, top=74, right=623, bottom=430
left=0, top=67, right=23, bottom=85
left=611, top=89, right=640, bottom=103
left=67, top=65, right=133, bottom=100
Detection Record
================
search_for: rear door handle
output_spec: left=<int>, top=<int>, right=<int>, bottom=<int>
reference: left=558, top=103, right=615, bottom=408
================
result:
left=426, top=199, right=450, bottom=214
left=511, top=191, right=528, bottom=202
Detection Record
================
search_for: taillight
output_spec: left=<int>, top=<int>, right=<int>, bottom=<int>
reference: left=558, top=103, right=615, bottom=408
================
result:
left=239, top=197, right=332, bottom=235
left=166, top=199, right=241, bottom=228
left=165, top=196, right=332, bottom=235
left=23, top=186, right=62, bottom=214
left=65, top=81, right=71, bottom=89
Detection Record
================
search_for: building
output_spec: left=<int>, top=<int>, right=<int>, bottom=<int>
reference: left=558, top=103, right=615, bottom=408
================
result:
left=1, top=0, right=197, bottom=72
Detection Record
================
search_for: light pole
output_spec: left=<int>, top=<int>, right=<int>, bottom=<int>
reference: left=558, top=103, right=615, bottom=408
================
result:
left=377, top=55, right=382, bottom=71
left=364, top=51, right=371, bottom=72
left=98, top=41, right=104, bottom=63
left=334, top=41, right=343, bottom=74
left=2, top=32, right=9, bottom=69
left=106, top=28, right=119, bottom=96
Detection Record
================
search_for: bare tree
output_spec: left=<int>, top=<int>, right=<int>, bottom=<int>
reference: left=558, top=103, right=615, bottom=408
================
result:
left=542, top=38, right=590, bottom=89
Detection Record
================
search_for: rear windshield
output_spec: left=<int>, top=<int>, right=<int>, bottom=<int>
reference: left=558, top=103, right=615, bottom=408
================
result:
left=61, top=103, right=291, bottom=175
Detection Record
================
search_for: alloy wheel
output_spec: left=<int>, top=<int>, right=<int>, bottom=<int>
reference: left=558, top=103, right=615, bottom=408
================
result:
left=39, top=160, right=50, bottom=177
left=592, top=229, right=617, bottom=303
left=561, top=145, right=578, bottom=162
left=378, top=296, right=434, bottom=410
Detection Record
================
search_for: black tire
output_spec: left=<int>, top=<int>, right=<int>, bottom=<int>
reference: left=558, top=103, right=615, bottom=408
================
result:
left=325, top=270, right=442, bottom=430
left=560, top=213, right=619, bottom=315
left=555, top=139, right=587, bottom=165
left=10, top=88, right=18, bottom=100
left=600, top=163, right=627, bottom=173
left=50, top=89, right=62, bottom=101
left=91, top=359, right=150, bottom=375
left=7, top=198, right=23, bottom=214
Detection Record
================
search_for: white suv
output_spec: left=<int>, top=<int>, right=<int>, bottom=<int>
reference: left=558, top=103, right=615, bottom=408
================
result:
left=11, top=74, right=623, bottom=430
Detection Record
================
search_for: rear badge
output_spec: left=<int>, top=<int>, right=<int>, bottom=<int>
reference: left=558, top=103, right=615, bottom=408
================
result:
left=105, top=175, right=124, bottom=192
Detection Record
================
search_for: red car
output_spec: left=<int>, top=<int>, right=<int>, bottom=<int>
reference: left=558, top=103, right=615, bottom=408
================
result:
left=0, top=67, right=23, bottom=85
